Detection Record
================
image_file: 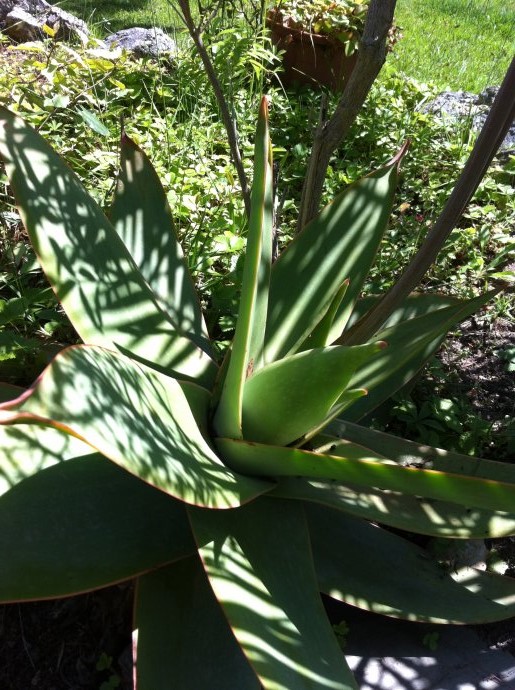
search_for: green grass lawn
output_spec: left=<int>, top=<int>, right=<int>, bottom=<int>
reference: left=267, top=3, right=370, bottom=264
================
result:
left=392, top=0, right=514, bottom=91
left=59, top=0, right=177, bottom=35
left=59, top=0, right=514, bottom=91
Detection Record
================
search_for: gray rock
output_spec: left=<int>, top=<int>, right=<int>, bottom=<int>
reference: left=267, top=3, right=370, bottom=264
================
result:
left=0, top=0, right=88, bottom=43
left=105, top=27, right=177, bottom=59
left=4, top=6, right=40, bottom=41
left=423, top=87, right=515, bottom=159
left=476, top=85, right=499, bottom=106
left=424, top=89, right=477, bottom=120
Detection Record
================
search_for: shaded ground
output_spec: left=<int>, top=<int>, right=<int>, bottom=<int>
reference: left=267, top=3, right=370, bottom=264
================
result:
left=437, top=315, right=515, bottom=459
left=0, top=585, right=133, bottom=689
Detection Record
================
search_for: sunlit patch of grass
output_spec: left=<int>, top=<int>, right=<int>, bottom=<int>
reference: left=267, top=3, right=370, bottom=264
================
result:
left=58, top=0, right=179, bottom=36
left=392, top=0, right=515, bottom=91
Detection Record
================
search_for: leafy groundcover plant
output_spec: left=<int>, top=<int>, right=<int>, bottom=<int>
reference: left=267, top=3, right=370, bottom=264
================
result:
left=268, top=0, right=369, bottom=54
left=0, top=98, right=515, bottom=690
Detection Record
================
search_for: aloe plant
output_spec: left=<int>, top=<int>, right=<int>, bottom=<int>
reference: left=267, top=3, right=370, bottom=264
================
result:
left=1, top=98, right=514, bottom=690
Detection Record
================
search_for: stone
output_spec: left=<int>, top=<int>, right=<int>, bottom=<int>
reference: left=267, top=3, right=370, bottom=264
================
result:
left=3, top=6, right=40, bottom=41
left=105, top=27, right=177, bottom=59
left=0, top=0, right=88, bottom=44
left=424, top=89, right=477, bottom=120
left=476, top=85, right=500, bottom=106
left=423, top=88, right=515, bottom=159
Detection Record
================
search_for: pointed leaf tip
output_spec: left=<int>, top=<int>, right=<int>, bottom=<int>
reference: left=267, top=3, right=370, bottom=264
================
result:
left=388, top=140, right=410, bottom=170
left=259, top=95, right=269, bottom=120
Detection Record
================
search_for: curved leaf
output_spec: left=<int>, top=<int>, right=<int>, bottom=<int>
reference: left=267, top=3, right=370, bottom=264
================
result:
left=343, top=292, right=461, bottom=333
left=216, top=438, right=515, bottom=513
left=189, top=498, right=357, bottom=690
left=0, top=106, right=216, bottom=386
left=0, top=345, right=273, bottom=509
left=0, top=422, right=92, bottom=497
left=0, top=456, right=195, bottom=601
left=272, top=477, right=515, bottom=538
left=301, top=280, right=349, bottom=350
left=214, top=97, right=273, bottom=438
left=342, top=291, right=496, bottom=420
left=265, top=151, right=405, bottom=362
left=110, top=133, right=212, bottom=354
left=135, top=557, right=260, bottom=690
left=242, top=342, right=383, bottom=446
left=328, top=420, right=515, bottom=483
left=178, top=380, right=212, bottom=439
left=306, top=503, right=515, bottom=624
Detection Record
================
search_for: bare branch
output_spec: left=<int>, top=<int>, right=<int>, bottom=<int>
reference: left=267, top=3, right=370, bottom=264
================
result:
left=297, top=0, right=397, bottom=231
left=342, top=56, right=515, bottom=344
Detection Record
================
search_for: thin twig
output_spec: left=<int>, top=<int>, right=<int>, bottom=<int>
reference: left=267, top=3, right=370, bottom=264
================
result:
left=297, top=0, right=397, bottom=231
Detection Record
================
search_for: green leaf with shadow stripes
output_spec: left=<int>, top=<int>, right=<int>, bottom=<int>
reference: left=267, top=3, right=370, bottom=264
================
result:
left=0, top=106, right=216, bottom=387
left=135, top=557, right=260, bottom=690
left=110, top=133, right=212, bottom=355
left=216, top=437, right=515, bottom=513
left=265, top=148, right=406, bottom=362
left=0, top=345, right=273, bottom=509
left=306, top=503, right=515, bottom=624
left=189, top=498, right=358, bottom=690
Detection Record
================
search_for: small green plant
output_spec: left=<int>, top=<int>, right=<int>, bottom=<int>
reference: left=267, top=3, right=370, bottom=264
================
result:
left=96, top=652, right=121, bottom=690
left=333, top=620, right=350, bottom=650
left=422, top=630, right=440, bottom=651
left=0, top=99, right=515, bottom=689
left=387, top=394, right=494, bottom=456
left=496, top=346, right=515, bottom=373
left=268, top=0, right=369, bottom=54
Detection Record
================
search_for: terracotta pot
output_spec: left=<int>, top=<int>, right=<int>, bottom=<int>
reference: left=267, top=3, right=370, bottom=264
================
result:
left=267, top=17, right=357, bottom=92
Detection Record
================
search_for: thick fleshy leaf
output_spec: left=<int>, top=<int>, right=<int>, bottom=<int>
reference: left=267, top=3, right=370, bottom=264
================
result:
left=300, top=280, right=349, bottom=350
left=341, top=291, right=496, bottom=420
left=0, top=422, right=92, bottom=497
left=328, top=420, right=515, bottom=484
left=216, top=438, right=515, bottom=513
left=0, top=456, right=195, bottom=601
left=110, top=133, right=212, bottom=353
left=189, top=498, right=357, bottom=690
left=265, top=150, right=405, bottom=362
left=242, top=342, right=383, bottom=446
left=134, top=557, right=260, bottom=690
left=0, top=345, right=273, bottom=508
left=343, top=292, right=461, bottom=334
left=295, top=389, right=367, bottom=447
left=306, top=503, right=515, bottom=624
left=0, top=106, right=216, bottom=386
left=273, top=477, right=515, bottom=538
left=178, top=380, right=212, bottom=439
left=214, top=97, right=273, bottom=439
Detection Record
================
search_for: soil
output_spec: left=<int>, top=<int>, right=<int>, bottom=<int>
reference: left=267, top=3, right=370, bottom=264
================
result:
left=0, top=585, right=133, bottom=689
left=436, top=315, right=515, bottom=460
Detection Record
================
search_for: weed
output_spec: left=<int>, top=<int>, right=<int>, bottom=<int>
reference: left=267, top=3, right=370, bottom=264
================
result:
left=422, top=630, right=440, bottom=651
